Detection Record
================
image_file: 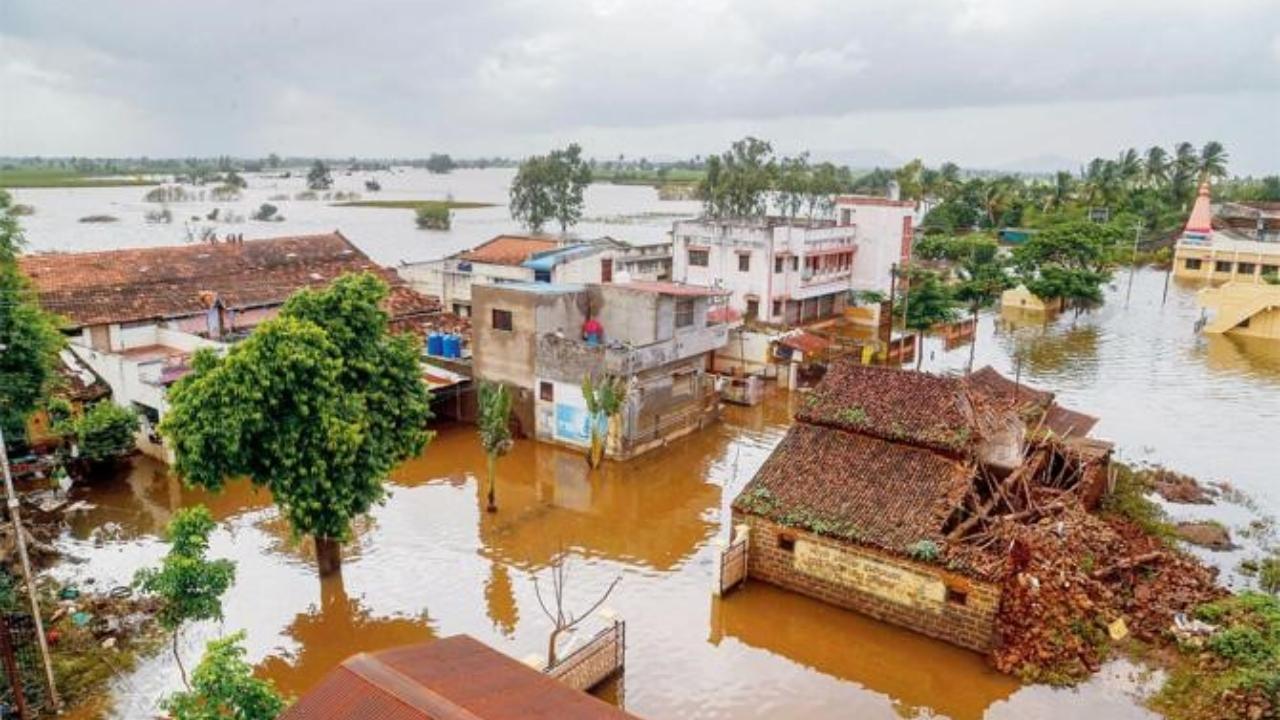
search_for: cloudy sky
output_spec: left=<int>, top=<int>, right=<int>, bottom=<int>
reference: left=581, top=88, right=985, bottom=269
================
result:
left=2, top=0, right=1278, bottom=173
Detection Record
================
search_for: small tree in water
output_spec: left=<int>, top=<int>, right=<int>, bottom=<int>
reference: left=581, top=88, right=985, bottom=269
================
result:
left=476, top=382, right=513, bottom=513
left=898, top=269, right=959, bottom=369
left=164, top=631, right=286, bottom=720
left=134, top=505, right=235, bottom=689
left=581, top=373, right=627, bottom=469
left=533, top=552, right=620, bottom=667
left=161, top=273, right=432, bottom=576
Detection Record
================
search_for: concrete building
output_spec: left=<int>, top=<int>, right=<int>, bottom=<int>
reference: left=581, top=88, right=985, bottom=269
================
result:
left=471, top=280, right=731, bottom=460
left=1173, top=183, right=1280, bottom=284
left=19, top=232, right=441, bottom=459
left=401, top=235, right=671, bottom=317
left=730, top=363, right=1108, bottom=652
left=671, top=195, right=915, bottom=326
left=1197, top=282, right=1280, bottom=340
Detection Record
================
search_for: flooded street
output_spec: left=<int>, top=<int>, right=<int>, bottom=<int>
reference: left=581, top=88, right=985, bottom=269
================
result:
left=17, top=173, right=1280, bottom=717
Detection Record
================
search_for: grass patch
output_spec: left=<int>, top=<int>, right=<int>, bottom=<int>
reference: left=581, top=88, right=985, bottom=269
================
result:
left=591, top=168, right=705, bottom=187
left=1102, top=462, right=1177, bottom=540
left=0, top=169, right=158, bottom=188
left=331, top=199, right=495, bottom=211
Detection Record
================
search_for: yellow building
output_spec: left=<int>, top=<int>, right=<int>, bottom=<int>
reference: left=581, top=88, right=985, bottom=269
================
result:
left=1198, top=282, right=1280, bottom=340
left=1173, top=182, right=1280, bottom=284
left=1000, top=285, right=1062, bottom=313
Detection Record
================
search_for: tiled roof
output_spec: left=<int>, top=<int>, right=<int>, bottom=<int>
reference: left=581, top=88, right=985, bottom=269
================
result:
left=458, top=235, right=559, bottom=266
left=796, top=362, right=1004, bottom=456
left=19, top=232, right=438, bottom=328
left=967, top=365, right=1053, bottom=413
left=733, top=423, right=973, bottom=555
left=281, top=636, right=638, bottom=720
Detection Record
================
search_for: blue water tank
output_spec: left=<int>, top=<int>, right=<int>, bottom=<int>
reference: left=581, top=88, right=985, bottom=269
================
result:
left=427, top=332, right=443, bottom=356
left=443, top=334, right=461, bottom=358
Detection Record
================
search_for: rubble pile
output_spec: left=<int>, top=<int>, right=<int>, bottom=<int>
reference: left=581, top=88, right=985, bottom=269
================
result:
left=990, top=504, right=1225, bottom=683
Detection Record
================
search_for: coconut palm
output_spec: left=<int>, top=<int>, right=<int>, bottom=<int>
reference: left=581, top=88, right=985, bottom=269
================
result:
left=1116, top=148, right=1142, bottom=190
left=1143, top=146, right=1169, bottom=189
left=582, top=373, right=628, bottom=469
left=1199, top=141, right=1229, bottom=180
left=477, top=381, right=513, bottom=513
left=1043, top=171, right=1075, bottom=212
left=1171, top=142, right=1200, bottom=203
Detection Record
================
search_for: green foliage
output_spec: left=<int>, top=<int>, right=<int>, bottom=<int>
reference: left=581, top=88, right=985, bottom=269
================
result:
left=1011, top=221, right=1119, bottom=309
left=163, top=631, right=286, bottom=720
left=161, top=273, right=432, bottom=548
left=250, top=203, right=281, bottom=222
left=698, top=137, right=778, bottom=219
left=0, top=190, right=66, bottom=442
left=1101, top=464, right=1175, bottom=539
left=134, top=506, right=235, bottom=632
left=425, top=153, right=455, bottom=174
left=581, top=374, right=627, bottom=468
left=477, top=382, right=514, bottom=458
left=906, top=539, right=941, bottom=562
left=306, top=160, right=332, bottom=191
left=56, top=401, right=138, bottom=463
left=415, top=204, right=451, bottom=230
left=509, top=144, right=592, bottom=233
left=898, top=270, right=959, bottom=333
left=1259, top=554, right=1280, bottom=595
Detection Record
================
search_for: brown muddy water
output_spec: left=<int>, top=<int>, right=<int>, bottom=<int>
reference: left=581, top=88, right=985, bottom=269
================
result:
left=50, top=268, right=1279, bottom=719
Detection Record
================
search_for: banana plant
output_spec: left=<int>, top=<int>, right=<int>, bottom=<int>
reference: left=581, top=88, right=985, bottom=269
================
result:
left=581, top=373, right=628, bottom=469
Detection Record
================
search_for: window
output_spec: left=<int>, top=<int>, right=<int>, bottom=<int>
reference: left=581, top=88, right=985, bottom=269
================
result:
left=738, top=254, right=751, bottom=272
left=601, top=258, right=613, bottom=283
left=772, top=300, right=782, bottom=317
left=1262, top=265, right=1279, bottom=278
left=539, top=381, right=554, bottom=402
left=1237, top=262, right=1257, bottom=275
left=774, top=257, right=784, bottom=273
left=491, top=308, right=513, bottom=331
left=746, top=299, right=759, bottom=320
left=688, top=249, right=709, bottom=267
left=790, top=257, right=799, bottom=271
left=1184, top=258, right=1202, bottom=270
left=946, top=587, right=968, bottom=606
left=675, top=298, right=695, bottom=328
left=1215, top=261, right=1233, bottom=273
left=777, top=534, right=796, bottom=553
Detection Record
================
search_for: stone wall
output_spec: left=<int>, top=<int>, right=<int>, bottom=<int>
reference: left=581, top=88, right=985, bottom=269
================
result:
left=734, top=512, right=1000, bottom=652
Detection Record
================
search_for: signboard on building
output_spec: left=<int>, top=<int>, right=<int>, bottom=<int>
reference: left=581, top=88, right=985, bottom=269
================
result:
left=794, top=539, right=946, bottom=609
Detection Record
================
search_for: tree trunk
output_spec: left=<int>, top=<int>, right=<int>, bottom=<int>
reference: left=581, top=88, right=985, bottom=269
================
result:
left=967, top=305, right=979, bottom=374
left=547, top=625, right=562, bottom=668
left=486, top=453, right=498, bottom=513
left=173, top=626, right=189, bottom=689
left=315, top=536, right=342, bottom=577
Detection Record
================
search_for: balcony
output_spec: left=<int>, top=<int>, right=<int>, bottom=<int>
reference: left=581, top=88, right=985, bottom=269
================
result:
left=536, top=323, right=729, bottom=378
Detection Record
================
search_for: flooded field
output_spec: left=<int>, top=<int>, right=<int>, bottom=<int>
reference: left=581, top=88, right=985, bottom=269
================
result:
left=17, top=172, right=1280, bottom=717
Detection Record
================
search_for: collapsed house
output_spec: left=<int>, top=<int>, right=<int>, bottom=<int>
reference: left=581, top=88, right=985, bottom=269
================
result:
left=729, top=362, right=1111, bottom=652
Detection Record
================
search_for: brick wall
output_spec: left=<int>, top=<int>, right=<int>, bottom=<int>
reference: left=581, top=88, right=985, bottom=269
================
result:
left=734, top=512, right=1000, bottom=652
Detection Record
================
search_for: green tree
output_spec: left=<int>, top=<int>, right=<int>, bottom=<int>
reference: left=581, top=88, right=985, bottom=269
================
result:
left=1013, top=221, right=1117, bottom=313
left=134, top=506, right=236, bottom=689
left=161, top=273, right=432, bottom=576
left=1199, top=141, right=1229, bottom=181
left=509, top=144, right=592, bottom=233
left=1143, top=146, right=1169, bottom=188
left=894, top=158, right=925, bottom=202
left=415, top=205, right=450, bottom=230
left=775, top=153, right=811, bottom=219
left=425, top=153, right=456, bottom=174
left=164, top=631, right=286, bottom=720
left=951, top=240, right=1012, bottom=372
left=306, top=160, right=332, bottom=191
left=698, top=137, right=776, bottom=219
left=54, top=400, right=138, bottom=463
left=0, top=190, right=65, bottom=443
left=581, top=373, right=627, bottom=470
left=898, top=270, right=958, bottom=369
left=476, top=382, right=513, bottom=513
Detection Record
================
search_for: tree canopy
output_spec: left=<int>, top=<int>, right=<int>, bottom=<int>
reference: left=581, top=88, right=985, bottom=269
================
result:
left=0, top=189, right=65, bottom=443
left=306, top=160, right=333, bottom=191
left=509, top=143, right=592, bottom=233
left=164, top=631, right=286, bottom=720
left=425, top=153, right=456, bottom=174
left=161, top=273, right=432, bottom=574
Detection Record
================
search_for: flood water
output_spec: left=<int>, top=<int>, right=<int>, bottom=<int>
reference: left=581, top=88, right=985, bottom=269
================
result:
left=17, top=172, right=1280, bottom=718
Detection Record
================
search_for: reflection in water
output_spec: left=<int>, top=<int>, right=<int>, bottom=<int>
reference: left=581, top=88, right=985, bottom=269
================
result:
left=709, top=583, right=1018, bottom=720
left=52, top=269, right=1280, bottom=719
left=257, top=575, right=437, bottom=700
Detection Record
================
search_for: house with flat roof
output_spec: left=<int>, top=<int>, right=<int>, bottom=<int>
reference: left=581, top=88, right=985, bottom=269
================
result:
left=281, top=635, right=639, bottom=720
left=729, top=362, right=1108, bottom=652
left=471, top=280, right=731, bottom=460
left=1173, top=182, right=1280, bottom=284
left=400, top=235, right=670, bottom=317
left=19, top=232, right=440, bottom=459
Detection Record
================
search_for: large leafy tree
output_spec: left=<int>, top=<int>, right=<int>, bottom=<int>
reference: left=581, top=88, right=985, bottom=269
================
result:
left=306, top=160, right=333, bottom=191
left=1013, top=221, right=1118, bottom=313
left=161, top=273, right=432, bottom=576
left=898, top=270, right=959, bottom=369
left=509, top=143, right=592, bottom=233
left=164, top=631, right=286, bottom=720
left=135, top=506, right=236, bottom=689
left=476, top=381, right=513, bottom=513
left=0, top=190, right=65, bottom=443
left=698, top=137, right=777, bottom=219
left=951, top=239, right=1012, bottom=372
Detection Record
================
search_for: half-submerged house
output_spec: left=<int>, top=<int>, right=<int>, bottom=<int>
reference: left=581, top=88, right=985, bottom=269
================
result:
left=729, top=362, right=1109, bottom=652
left=470, top=280, right=731, bottom=460
left=19, top=232, right=440, bottom=459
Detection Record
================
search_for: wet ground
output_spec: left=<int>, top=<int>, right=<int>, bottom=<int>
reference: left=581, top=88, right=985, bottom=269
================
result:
left=48, top=267, right=1280, bottom=719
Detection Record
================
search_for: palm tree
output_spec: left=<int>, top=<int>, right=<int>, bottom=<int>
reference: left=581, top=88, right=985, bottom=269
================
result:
left=1143, top=146, right=1169, bottom=189
left=1171, top=142, right=1200, bottom=204
left=581, top=373, right=627, bottom=469
left=1116, top=148, right=1142, bottom=190
left=477, top=382, right=513, bottom=513
left=938, top=162, right=962, bottom=201
left=1199, top=141, right=1229, bottom=180
left=1043, top=171, right=1075, bottom=212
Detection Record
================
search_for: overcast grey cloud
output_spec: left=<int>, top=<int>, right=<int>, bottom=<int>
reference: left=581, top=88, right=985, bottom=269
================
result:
left=2, top=0, right=1277, bottom=172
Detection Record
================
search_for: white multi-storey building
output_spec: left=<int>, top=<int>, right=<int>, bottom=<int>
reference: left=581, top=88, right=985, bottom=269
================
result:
left=671, top=193, right=918, bottom=325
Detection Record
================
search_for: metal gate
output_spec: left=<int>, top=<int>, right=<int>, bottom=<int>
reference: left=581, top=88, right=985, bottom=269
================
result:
left=1, top=612, right=48, bottom=719
left=717, top=530, right=749, bottom=597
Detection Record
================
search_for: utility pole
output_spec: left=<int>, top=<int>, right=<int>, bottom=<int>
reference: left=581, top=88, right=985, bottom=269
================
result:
left=1125, top=222, right=1142, bottom=306
left=0, top=427, right=60, bottom=713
